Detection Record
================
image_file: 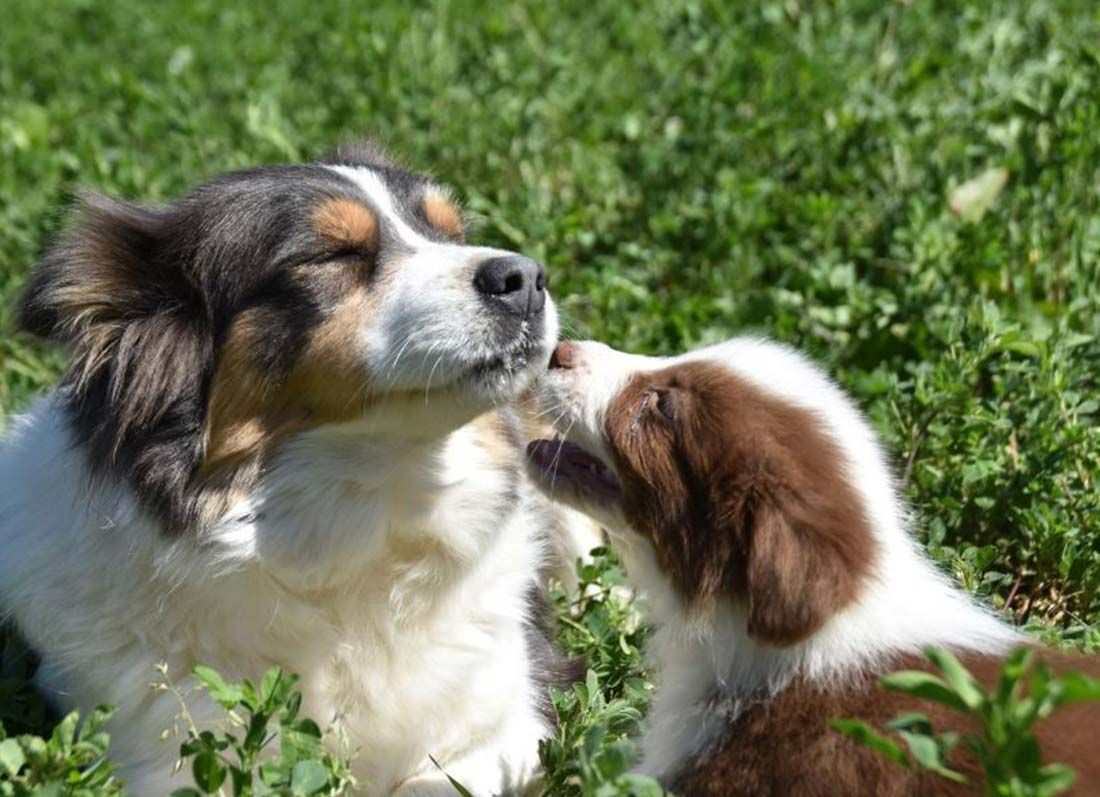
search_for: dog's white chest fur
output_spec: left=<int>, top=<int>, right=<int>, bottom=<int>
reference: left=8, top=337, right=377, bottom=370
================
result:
left=0, top=398, right=549, bottom=795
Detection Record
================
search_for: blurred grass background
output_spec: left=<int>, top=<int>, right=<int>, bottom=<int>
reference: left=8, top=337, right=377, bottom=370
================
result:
left=1, top=0, right=1098, bottom=646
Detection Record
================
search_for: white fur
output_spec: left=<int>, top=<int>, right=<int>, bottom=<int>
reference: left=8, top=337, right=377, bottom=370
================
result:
left=0, top=165, right=564, bottom=796
left=531, top=338, right=1023, bottom=782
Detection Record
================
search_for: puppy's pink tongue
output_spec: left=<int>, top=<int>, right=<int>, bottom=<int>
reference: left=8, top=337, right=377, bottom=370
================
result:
left=526, top=439, right=560, bottom=468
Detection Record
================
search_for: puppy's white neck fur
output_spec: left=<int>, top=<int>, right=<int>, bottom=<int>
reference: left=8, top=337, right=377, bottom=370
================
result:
left=620, top=514, right=1021, bottom=780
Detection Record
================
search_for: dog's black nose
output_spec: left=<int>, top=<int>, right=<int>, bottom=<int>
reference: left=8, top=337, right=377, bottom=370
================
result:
left=473, top=255, right=547, bottom=318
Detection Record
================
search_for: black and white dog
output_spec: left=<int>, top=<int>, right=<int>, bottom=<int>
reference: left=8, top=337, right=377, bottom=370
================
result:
left=0, top=143, right=583, bottom=795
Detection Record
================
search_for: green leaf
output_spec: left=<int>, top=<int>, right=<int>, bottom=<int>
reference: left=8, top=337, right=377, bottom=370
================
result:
left=924, top=648, right=986, bottom=711
left=896, top=731, right=967, bottom=784
left=259, top=668, right=284, bottom=707
left=1035, top=763, right=1077, bottom=794
left=586, top=669, right=601, bottom=709
left=243, top=712, right=270, bottom=754
left=231, top=766, right=253, bottom=794
left=0, top=738, right=25, bottom=777
left=49, top=711, right=79, bottom=754
left=830, top=719, right=909, bottom=767
left=1057, top=671, right=1100, bottom=706
left=611, top=773, right=666, bottom=797
left=192, top=750, right=227, bottom=793
left=170, top=790, right=205, bottom=797
left=193, top=666, right=244, bottom=709
left=584, top=724, right=609, bottom=761
left=880, top=671, right=970, bottom=713
left=884, top=712, right=932, bottom=735
left=281, top=691, right=302, bottom=725
left=290, top=760, right=328, bottom=795
left=996, top=647, right=1033, bottom=706
left=292, top=719, right=322, bottom=740
left=428, top=756, right=475, bottom=797
left=259, top=759, right=287, bottom=786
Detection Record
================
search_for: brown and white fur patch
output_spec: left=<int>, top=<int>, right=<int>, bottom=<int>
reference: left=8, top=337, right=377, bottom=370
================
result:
left=526, top=338, right=1100, bottom=796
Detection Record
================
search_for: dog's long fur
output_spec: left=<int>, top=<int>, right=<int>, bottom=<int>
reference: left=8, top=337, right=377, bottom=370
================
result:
left=0, top=144, right=582, bottom=796
left=528, top=338, right=1100, bottom=795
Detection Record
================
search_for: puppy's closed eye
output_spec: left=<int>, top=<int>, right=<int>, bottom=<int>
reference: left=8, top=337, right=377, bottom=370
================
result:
left=639, top=388, right=677, bottom=425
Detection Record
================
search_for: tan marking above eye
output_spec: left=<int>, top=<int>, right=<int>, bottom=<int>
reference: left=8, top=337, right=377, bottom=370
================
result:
left=313, top=197, right=378, bottom=250
left=422, top=189, right=465, bottom=239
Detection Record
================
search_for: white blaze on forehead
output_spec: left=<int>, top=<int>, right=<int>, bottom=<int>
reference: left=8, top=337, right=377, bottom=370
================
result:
left=320, top=164, right=558, bottom=398
left=325, top=165, right=428, bottom=247
left=325, top=164, right=512, bottom=265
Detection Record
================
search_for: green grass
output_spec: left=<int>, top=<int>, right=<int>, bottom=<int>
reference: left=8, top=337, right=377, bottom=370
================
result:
left=2, top=0, right=1100, bottom=791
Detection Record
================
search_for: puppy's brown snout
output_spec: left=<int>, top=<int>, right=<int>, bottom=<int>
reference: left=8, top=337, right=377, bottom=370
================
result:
left=549, top=341, right=577, bottom=370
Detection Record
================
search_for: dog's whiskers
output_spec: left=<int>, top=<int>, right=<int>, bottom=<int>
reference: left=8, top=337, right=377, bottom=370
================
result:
left=425, top=348, right=447, bottom=404
left=547, top=416, right=577, bottom=497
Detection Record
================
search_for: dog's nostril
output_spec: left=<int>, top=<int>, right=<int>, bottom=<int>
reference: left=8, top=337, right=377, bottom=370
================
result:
left=549, top=341, right=577, bottom=370
left=473, top=255, right=547, bottom=319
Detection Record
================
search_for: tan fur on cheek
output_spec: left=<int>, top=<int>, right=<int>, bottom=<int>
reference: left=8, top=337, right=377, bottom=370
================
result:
left=284, top=289, right=374, bottom=421
left=202, top=312, right=275, bottom=469
left=201, top=290, right=374, bottom=480
left=422, top=190, right=465, bottom=239
left=313, top=198, right=378, bottom=250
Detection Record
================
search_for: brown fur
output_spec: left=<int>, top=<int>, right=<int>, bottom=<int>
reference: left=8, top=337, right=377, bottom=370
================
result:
left=603, top=361, right=875, bottom=644
left=674, top=650, right=1100, bottom=797
left=202, top=288, right=374, bottom=479
left=313, top=197, right=378, bottom=250
left=588, top=357, right=1100, bottom=794
left=517, top=388, right=557, bottom=447
left=422, top=189, right=465, bottom=239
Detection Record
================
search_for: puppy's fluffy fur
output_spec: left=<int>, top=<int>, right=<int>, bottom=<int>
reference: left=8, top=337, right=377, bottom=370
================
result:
left=0, top=144, right=580, bottom=795
left=528, top=338, right=1100, bottom=795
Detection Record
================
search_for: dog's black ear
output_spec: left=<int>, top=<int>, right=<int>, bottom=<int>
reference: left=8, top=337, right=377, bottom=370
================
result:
left=18, top=191, right=208, bottom=463
left=19, top=191, right=197, bottom=343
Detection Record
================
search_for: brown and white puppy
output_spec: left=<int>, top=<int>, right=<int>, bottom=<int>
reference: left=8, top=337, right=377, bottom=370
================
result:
left=527, top=338, right=1100, bottom=796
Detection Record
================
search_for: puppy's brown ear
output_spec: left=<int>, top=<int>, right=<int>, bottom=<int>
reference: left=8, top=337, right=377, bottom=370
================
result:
left=744, top=493, right=869, bottom=646
left=721, top=382, right=878, bottom=647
